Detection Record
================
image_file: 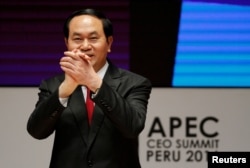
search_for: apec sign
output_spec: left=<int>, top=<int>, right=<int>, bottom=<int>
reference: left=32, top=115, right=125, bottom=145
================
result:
left=145, top=116, right=219, bottom=164
left=139, top=88, right=250, bottom=168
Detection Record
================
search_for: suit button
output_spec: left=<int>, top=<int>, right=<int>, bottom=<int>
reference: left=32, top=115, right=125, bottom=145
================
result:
left=87, top=160, right=93, bottom=167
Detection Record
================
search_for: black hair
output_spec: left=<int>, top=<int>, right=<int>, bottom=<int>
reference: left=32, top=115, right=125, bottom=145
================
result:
left=63, top=8, right=113, bottom=39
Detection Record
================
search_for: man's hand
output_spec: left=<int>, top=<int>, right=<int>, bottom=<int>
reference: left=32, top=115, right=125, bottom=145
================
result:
left=59, top=48, right=102, bottom=98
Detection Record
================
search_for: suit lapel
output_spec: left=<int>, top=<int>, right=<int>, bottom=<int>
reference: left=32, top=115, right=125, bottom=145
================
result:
left=87, top=63, right=121, bottom=147
left=102, top=62, right=121, bottom=89
left=69, top=86, right=89, bottom=145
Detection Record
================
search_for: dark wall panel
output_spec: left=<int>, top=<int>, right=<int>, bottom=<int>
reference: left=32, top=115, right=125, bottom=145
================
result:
left=130, top=1, right=181, bottom=87
left=0, top=0, right=129, bottom=86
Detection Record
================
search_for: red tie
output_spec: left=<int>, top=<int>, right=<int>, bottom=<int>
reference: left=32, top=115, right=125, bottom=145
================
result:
left=86, top=88, right=94, bottom=124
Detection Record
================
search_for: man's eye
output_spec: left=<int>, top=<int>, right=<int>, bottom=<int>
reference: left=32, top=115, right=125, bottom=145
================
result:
left=90, top=37, right=98, bottom=40
left=74, top=38, right=81, bottom=41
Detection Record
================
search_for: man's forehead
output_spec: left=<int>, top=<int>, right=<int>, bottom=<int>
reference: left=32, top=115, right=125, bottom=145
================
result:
left=71, top=31, right=98, bottom=36
left=70, top=15, right=101, bottom=25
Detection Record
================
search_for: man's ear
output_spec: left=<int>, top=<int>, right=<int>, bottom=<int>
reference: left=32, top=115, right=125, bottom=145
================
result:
left=107, top=36, right=113, bottom=53
left=64, top=38, right=68, bottom=48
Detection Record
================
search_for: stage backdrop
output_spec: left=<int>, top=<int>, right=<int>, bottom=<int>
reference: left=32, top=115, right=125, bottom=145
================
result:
left=0, top=87, right=250, bottom=168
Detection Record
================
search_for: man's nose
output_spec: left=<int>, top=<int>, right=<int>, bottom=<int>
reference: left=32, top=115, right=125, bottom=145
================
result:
left=79, top=40, right=91, bottom=50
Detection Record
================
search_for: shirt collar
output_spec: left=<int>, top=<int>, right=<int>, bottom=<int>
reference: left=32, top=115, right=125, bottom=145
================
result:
left=97, top=61, right=109, bottom=80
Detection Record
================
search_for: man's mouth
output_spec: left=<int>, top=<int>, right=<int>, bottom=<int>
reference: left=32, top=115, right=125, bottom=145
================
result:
left=84, top=53, right=94, bottom=57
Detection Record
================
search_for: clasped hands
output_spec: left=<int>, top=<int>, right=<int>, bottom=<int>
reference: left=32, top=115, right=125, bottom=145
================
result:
left=59, top=48, right=102, bottom=98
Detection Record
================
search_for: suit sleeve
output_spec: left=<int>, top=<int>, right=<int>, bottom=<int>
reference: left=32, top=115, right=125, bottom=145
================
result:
left=92, top=76, right=152, bottom=138
left=27, top=80, right=65, bottom=139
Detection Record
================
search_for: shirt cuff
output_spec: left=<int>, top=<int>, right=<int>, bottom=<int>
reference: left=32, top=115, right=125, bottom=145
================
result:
left=59, top=97, right=69, bottom=107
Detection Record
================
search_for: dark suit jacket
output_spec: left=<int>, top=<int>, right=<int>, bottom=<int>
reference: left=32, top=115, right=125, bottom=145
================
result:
left=27, top=62, right=152, bottom=168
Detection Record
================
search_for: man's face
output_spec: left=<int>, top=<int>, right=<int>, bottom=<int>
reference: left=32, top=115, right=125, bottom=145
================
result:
left=65, top=15, right=113, bottom=72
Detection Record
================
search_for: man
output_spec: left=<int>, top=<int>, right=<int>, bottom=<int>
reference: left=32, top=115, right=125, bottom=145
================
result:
left=27, top=8, right=152, bottom=168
